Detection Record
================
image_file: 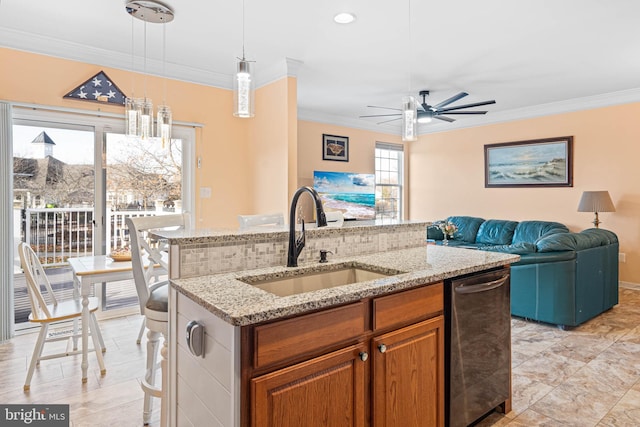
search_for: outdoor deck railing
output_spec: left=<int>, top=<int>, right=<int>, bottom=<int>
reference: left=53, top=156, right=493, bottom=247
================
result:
left=23, top=207, right=172, bottom=266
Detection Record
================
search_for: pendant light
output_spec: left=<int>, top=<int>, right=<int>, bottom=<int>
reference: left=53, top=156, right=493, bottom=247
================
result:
left=402, top=96, right=418, bottom=142
left=125, top=15, right=141, bottom=138
left=401, top=0, right=417, bottom=142
left=233, top=0, right=255, bottom=118
left=125, top=0, right=174, bottom=141
left=156, top=20, right=172, bottom=148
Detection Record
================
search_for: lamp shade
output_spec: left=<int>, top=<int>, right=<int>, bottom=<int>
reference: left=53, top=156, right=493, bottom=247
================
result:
left=577, top=191, right=616, bottom=213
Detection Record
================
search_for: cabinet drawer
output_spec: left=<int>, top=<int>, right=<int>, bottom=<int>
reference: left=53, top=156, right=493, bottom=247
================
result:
left=373, top=282, right=443, bottom=331
left=253, top=301, right=366, bottom=369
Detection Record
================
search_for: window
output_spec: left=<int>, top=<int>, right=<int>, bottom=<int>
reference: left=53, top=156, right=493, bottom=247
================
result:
left=375, top=142, right=404, bottom=220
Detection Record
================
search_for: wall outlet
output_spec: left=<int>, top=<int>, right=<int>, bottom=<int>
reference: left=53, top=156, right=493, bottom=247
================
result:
left=619, top=253, right=626, bottom=263
left=200, top=187, right=212, bottom=199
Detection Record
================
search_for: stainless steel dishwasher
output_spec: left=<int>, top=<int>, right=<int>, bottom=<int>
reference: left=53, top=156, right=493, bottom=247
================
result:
left=445, top=268, right=511, bottom=427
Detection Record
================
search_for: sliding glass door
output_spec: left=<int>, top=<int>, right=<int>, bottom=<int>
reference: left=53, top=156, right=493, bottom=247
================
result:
left=11, top=108, right=193, bottom=326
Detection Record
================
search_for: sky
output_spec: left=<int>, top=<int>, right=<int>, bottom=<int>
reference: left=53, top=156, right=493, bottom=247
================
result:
left=313, top=171, right=375, bottom=194
left=13, top=125, right=95, bottom=165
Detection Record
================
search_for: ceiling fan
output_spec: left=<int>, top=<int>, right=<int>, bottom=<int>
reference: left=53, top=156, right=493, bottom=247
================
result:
left=360, top=90, right=496, bottom=124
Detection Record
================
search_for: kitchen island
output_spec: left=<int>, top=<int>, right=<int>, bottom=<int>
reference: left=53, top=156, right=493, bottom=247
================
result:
left=159, top=222, right=519, bottom=426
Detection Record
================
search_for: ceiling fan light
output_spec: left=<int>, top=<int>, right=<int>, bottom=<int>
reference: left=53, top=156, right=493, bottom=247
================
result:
left=334, top=12, right=356, bottom=24
left=417, top=115, right=432, bottom=124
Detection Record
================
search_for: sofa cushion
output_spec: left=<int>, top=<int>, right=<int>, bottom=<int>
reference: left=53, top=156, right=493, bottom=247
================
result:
left=580, top=228, right=619, bottom=245
left=536, top=232, right=576, bottom=252
left=447, top=216, right=485, bottom=243
left=512, top=221, right=569, bottom=245
left=482, top=242, right=537, bottom=255
left=476, top=219, right=519, bottom=245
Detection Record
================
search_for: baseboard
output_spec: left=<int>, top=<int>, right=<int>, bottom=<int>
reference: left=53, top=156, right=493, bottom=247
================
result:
left=620, top=281, right=640, bottom=290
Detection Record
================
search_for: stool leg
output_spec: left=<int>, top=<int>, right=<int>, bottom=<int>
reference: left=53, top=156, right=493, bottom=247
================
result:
left=160, top=331, right=168, bottom=427
left=143, top=329, right=160, bottom=425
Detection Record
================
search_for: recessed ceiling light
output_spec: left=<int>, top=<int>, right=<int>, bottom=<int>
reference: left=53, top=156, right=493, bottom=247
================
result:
left=334, top=12, right=356, bottom=24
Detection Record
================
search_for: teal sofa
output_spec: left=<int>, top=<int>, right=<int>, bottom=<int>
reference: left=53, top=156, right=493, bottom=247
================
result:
left=428, top=216, right=619, bottom=328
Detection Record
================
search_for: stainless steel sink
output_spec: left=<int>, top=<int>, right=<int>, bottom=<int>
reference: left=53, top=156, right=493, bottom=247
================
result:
left=241, top=263, right=400, bottom=297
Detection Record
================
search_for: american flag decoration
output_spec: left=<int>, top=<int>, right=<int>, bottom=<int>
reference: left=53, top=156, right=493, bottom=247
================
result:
left=64, top=71, right=127, bottom=106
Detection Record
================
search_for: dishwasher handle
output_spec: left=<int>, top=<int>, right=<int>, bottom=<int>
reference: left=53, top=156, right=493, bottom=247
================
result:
left=454, top=275, right=508, bottom=294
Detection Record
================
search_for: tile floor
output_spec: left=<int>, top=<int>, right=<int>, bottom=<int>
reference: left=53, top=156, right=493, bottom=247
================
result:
left=1, top=286, right=640, bottom=426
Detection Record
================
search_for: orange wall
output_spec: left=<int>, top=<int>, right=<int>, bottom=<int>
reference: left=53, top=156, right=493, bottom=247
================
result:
left=246, top=77, right=296, bottom=217
left=0, top=48, right=252, bottom=228
left=297, top=121, right=409, bottom=215
left=409, top=103, right=640, bottom=283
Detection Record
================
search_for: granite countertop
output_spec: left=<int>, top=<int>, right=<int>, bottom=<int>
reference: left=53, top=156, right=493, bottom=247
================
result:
left=170, top=245, right=520, bottom=326
left=155, top=219, right=431, bottom=244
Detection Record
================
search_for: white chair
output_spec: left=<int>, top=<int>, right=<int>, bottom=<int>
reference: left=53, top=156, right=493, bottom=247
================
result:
left=18, top=242, right=106, bottom=392
left=126, top=213, right=189, bottom=426
left=238, top=212, right=284, bottom=229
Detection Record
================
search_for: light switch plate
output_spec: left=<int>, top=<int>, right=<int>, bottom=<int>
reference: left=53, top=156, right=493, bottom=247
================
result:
left=200, top=187, right=212, bottom=198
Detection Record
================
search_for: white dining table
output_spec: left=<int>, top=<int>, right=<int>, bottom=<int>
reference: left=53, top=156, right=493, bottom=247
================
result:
left=68, top=255, right=137, bottom=382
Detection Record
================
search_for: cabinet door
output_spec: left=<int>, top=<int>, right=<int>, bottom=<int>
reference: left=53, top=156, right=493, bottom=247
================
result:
left=251, top=343, right=368, bottom=427
left=371, top=316, right=444, bottom=427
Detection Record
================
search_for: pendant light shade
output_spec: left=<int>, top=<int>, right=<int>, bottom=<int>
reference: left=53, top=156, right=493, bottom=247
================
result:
left=140, top=98, right=153, bottom=140
left=402, top=96, right=418, bottom=142
left=157, top=104, right=172, bottom=148
left=125, top=97, right=142, bottom=137
left=234, top=58, right=255, bottom=118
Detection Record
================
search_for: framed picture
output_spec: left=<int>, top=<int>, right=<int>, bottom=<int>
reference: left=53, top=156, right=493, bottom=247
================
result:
left=484, top=136, right=573, bottom=188
left=322, top=134, right=349, bottom=162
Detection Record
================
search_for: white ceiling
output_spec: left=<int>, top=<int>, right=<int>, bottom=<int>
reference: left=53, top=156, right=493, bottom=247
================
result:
left=2, top=0, right=640, bottom=135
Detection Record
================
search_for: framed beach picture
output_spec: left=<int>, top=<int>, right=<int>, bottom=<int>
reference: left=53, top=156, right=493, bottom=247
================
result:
left=484, top=136, right=573, bottom=188
left=322, top=134, right=349, bottom=162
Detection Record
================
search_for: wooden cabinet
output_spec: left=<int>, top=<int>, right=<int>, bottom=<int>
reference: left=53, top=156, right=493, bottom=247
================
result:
left=244, top=283, right=444, bottom=427
left=372, top=317, right=444, bottom=427
left=252, top=343, right=368, bottom=427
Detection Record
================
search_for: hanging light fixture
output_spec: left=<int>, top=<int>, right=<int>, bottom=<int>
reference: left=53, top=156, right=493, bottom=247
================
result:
left=233, top=0, right=255, bottom=118
left=401, top=0, right=417, bottom=142
left=402, top=96, right=418, bottom=142
left=156, top=19, right=172, bottom=148
left=125, top=0, right=174, bottom=141
left=125, top=15, right=141, bottom=138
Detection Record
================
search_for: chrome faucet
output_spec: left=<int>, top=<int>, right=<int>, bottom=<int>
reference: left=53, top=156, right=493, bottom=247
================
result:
left=287, top=186, right=328, bottom=267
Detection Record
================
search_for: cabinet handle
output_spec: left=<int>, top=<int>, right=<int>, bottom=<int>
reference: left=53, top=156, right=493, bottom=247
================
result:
left=359, top=352, right=369, bottom=362
left=378, top=344, right=387, bottom=353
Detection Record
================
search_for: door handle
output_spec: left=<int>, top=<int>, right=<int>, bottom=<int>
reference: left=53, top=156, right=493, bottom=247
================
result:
left=186, top=320, right=205, bottom=357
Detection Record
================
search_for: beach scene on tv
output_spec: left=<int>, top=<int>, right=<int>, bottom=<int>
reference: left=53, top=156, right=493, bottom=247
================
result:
left=313, top=171, right=375, bottom=220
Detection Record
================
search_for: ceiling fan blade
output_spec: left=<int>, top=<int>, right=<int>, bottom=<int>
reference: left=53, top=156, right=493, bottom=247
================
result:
left=432, top=92, right=468, bottom=110
left=437, top=100, right=496, bottom=113
left=359, top=113, right=402, bottom=118
left=366, top=105, right=403, bottom=111
left=377, top=117, right=402, bottom=124
left=434, top=115, right=456, bottom=123
left=440, top=111, right=488, bottom=115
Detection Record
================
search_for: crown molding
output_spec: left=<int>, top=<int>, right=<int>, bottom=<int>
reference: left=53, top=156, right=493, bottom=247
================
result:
left=0, top=27, right=231, bottom=89
left=297, top=108, right=401, bottom=136
left=256, top=57, right=304, bottom=88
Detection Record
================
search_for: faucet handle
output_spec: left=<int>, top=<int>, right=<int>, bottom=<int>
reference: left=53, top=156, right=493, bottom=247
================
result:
left=319, top=249, right=333, bottom=263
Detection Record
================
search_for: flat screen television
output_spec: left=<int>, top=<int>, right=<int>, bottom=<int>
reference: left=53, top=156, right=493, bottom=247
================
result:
left=313, top=170, right=375, bottom=220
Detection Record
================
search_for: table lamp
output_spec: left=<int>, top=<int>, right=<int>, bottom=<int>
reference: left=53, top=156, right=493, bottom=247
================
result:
left=577, top=191, right=615, bottom=228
